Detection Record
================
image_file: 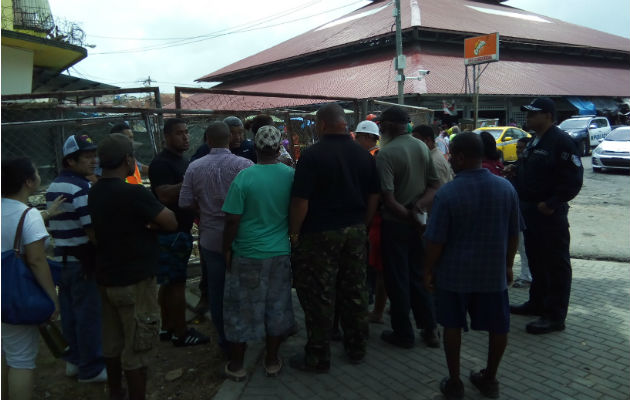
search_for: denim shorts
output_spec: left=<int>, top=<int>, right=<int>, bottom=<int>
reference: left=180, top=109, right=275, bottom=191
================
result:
left=436, top=289, right=510, bottom=334
left=223, top=255, right=294, bottom=342
left=156, top=232, right=193, bottom=285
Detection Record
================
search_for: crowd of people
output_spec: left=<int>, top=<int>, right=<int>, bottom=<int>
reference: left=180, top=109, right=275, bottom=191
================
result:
left=1, top=97, right=583, bottom=400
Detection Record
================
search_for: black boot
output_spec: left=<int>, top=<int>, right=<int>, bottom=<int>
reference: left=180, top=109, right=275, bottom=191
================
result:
left=124, top=367, right=147, bottom=400
left=104, top=357, right=126, bottom=400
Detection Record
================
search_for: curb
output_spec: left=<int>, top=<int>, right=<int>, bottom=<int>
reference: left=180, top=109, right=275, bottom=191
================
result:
left=184, top=287, right=266, bottom=400
left=212, top=342, right=265, bottom=400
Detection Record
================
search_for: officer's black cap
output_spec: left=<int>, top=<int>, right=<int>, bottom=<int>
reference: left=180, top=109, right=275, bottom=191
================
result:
left=521, top=97, right=556, bottom=115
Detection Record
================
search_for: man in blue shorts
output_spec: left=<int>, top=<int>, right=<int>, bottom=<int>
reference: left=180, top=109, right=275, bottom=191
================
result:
left=424, top=132, right=521, bottom=399
left=149, top=118, right=208, bottom=347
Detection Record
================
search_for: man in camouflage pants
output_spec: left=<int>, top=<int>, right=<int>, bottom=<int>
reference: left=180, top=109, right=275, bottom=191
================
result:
left=289, top=104, right=380, bottom=372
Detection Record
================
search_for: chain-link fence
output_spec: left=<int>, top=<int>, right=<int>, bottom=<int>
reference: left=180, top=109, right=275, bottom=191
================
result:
left=172, top=87, right=363, bottom=160
left=2, top=87, right=368, bottom=186
left=1, top=87, right=165, bottom=186
left=2, top=87, right=440, bottom=188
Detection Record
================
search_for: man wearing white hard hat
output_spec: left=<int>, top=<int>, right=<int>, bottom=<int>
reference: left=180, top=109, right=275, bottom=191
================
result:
left=355, top=120, right=388, bottom=325
left=354, top=120, right=380, bottom=156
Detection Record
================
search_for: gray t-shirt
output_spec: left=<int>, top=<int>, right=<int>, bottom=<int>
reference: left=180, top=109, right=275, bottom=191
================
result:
left=376, top=134, right=439, bottom=222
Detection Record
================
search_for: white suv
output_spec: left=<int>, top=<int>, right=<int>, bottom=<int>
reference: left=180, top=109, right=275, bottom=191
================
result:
left=558, top=116, right=611, bottom=156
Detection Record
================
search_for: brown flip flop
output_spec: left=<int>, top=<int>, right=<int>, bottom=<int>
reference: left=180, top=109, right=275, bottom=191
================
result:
left=263, top=356, right=283, bottom=377
left=224, top=362, right=247, bottom=382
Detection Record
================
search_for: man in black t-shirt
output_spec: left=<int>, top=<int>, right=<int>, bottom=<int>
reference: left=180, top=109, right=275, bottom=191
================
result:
left=288, top=104, right=380, bottom=372
left=149, top=118, right=208, bottom=347
left=89, top=134, right=177, bottom=400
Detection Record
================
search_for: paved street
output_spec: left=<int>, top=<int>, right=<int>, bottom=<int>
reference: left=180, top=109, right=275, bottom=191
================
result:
left=215, top=258, right=629, bottom=400
left=213, top=156, right=630, bottom=400
left=569, top=156, right=630, bottom=261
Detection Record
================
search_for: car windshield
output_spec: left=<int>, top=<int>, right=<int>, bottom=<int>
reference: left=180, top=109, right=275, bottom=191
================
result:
left=605, top=128, right=630, bottom=142
left=473, top=129, right=502, bottom=140
left=559, top=119, right=588, bottom=130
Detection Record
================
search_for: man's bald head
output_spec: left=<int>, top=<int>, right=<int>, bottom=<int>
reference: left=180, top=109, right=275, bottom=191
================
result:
left=315, top=103, right=348, bottom=136
left=205, top=121, right=230, bottom=148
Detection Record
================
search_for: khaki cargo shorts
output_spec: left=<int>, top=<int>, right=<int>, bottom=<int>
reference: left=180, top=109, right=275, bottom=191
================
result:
left=99, top=277, right=160, bottom=370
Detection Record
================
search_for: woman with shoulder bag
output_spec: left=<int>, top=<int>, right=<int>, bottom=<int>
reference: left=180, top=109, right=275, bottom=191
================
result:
left=2, top=157, right=60, bottom=400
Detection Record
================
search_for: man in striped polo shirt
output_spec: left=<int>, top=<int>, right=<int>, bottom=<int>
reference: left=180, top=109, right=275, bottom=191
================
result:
left=46, top=134, right=107, bottom=383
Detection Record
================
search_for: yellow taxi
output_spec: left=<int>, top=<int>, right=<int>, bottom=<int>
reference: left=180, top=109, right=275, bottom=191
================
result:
left=472, top=126, right=532, bottom=162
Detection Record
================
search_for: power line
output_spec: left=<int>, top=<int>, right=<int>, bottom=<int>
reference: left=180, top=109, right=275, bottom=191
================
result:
left=91, top=1, right=365, bottom=55
left=88, top=0, right=321, bottom=41
left=69, top=67, right=141, bottom=85
left=70, top=67, right=211, bottom=87
left=90, top=0, right=367, bottom=55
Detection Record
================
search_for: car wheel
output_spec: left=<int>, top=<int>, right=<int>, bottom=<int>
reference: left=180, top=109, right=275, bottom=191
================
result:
left=581, top=140, right=589, bottom=157
left=593, top=167, right=602, bottom=173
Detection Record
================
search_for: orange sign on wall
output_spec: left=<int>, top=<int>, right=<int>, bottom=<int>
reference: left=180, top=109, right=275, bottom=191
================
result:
left=464, top=33, right=499, bottom=65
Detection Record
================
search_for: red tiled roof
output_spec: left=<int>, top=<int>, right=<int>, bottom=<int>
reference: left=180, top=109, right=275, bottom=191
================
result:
left=198, top=0, right=630, bottom=82
left=164, top=93, right=337, bottom=112
left=209, top=45, right=630, bottom=98
left=417, top=0, right=629, bottom=52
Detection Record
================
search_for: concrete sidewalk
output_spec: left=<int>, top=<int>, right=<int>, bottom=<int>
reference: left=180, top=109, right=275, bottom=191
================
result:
left=213, top=258, right=630, bottom=400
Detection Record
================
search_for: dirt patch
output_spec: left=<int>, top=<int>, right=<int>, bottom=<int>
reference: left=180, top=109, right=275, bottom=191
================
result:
left=33, top=316, right=225, bottom=400
left=32, top=265, right=226, bottom=400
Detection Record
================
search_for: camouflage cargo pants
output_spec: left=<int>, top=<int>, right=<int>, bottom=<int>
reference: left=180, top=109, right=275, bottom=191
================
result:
left=292, top=225, right=369, bottom=367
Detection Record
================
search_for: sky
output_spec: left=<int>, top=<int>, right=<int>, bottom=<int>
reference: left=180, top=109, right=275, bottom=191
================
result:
left=47, top=0, right=630, bottom=93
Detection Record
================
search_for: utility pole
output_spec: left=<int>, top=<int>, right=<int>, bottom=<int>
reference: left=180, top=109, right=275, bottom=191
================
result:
left=394, top=0, right=405, bottom=105
left=473, top=65, right=479, bottom=128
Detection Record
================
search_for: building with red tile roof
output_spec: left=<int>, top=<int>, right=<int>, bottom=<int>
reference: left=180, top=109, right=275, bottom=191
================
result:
left=189, top=0, right=630, bottom=125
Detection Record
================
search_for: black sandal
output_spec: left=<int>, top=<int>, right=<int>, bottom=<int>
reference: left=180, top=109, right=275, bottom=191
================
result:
left=440, top=377, right=464, bottom=400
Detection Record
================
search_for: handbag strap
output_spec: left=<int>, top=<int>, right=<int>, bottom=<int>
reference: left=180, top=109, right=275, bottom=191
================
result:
left=13, top=207, right=33, bottom=256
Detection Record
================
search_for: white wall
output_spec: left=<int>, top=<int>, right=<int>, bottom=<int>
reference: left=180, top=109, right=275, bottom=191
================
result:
left=1, top=45, right=34, bottom=95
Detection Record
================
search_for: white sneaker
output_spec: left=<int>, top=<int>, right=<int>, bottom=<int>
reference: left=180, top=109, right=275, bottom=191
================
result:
left=66, top=362, right=79, bottom=377
left=78, top=368, right=108, bottom=383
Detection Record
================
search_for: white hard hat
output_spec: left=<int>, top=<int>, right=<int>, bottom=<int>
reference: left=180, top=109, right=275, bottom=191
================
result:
left=355, top=120, right=380, bottom=137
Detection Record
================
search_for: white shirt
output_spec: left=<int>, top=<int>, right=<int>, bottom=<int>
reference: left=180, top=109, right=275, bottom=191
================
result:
left=431, top=147, right=454, bottom=186
left=1, top=198, right=48, bottom=253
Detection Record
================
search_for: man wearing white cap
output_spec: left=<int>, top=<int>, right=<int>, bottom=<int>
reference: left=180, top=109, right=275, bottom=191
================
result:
left=221, top=125, right=296, bottom=380
left=354, top=120, right=381, bottom=156
left=355, top=119, right=387, bottom=324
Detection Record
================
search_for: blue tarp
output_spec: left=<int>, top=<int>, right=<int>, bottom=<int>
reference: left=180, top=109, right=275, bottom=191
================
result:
left=567, top=97, right=596, bottom=115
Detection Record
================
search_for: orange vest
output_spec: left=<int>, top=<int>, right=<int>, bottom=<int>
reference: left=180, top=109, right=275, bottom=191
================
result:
left=125, top=163, right=142, bottom=185
left=369, top=147, right=380, bottom=156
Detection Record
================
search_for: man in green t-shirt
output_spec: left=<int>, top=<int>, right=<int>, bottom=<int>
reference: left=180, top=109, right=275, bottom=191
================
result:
left=221, top=125, right=295, bottom=381
left=376, top=106, right=442, bottom=349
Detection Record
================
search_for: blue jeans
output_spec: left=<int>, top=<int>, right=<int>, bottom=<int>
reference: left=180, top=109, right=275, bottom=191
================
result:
left=59, top=262, right=104, bottom=379
left=200, top=247, right=228, bottom=350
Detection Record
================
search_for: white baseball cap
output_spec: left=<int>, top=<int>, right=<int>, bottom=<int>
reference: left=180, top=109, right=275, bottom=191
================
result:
left=63, top=134, right=97, bottom=157
left=355, top=120, right=380, bottom=137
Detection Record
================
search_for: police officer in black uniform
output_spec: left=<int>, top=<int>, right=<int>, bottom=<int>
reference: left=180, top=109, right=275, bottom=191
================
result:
left=508, top=97, right=583, bottom=334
